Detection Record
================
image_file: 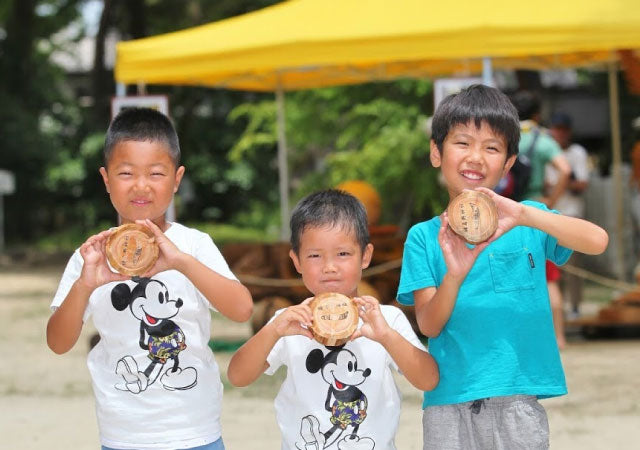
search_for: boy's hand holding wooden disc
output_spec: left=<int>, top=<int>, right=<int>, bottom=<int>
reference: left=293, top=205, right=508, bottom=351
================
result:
left=105, top=223, right=159, bottom=276
left=309, top=292, right=359, bottom=346
left=447, top=190, right=498, bottom=244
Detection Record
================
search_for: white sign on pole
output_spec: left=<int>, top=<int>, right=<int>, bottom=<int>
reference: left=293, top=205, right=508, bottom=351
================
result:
left=433, top=78, right=483, bottom=110
left=0, top=169, right=14, bottom=252
left=0, top=169, right=15, bottom=195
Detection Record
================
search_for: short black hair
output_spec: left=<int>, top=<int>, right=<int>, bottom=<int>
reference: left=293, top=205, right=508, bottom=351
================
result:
left=511, top=90, right=541, bottom=122
left=290, top=189, right=369, bottom=255
left=104, top=108, right=180, bottom=167
left=431, top=84, right=520, bottom=158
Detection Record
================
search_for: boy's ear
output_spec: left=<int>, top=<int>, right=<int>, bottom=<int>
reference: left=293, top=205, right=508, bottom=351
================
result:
left=429, top=140, right=442, bottom=168
left=502, top=154, right=517, bottom=176
left=289, top=249, right=302, bottom=274
left=99, top=167, right=110, bottom=194
left=173, top=165, right=186, bottom=193
left=361, top=243, right=374, bottom=270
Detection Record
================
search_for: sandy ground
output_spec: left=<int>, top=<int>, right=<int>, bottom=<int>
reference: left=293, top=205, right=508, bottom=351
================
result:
left=1, top=265, right=639, bottom=449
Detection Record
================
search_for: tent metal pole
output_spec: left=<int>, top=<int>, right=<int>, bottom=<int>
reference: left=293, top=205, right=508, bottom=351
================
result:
left=608, top=61, right=625, bottom=280
left=482, top=57, right=494, bottom=87
left=276, top=83, right=290, bottom=241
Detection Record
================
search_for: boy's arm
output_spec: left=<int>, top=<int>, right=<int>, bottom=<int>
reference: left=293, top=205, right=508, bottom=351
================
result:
left=227, top=300, right=313, bottom=387
left=47, top=230, right=128, bottom=354
left=412, top=214, right=489, bottom=337
left=176, top=255, right=253, bottom=322
left=142, top=219, right=253, bottom=323
left=226, top=321, right=279, bottom=387
left=544, top=154, right=571, bottom=208
left=414, top=278, right=459, bottom=338
left=520, top=204, right=608, bottom=255
left=46, top=278, right=94, bottom=354
left=476, top=188, right=608, bottom=255
left=352, top=297, right=439, bottom=391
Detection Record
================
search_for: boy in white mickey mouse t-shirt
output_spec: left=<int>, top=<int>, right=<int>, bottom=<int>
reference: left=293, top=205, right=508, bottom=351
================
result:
left=228, top=189, right=439, bottom=450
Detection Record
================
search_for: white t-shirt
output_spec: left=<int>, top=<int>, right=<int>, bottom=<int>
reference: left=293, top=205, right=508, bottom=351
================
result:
left=51, top=223, right=237, bottom=450
left=545, top=143, right=590, bottom=218
left=266, top=305, right=426, bottom=450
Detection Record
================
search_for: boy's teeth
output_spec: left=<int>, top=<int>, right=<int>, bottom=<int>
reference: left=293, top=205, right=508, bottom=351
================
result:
left=463, top=172, right=482, bottom=180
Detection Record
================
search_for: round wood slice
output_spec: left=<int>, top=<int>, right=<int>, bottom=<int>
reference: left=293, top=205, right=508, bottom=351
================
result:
left=105, top=223, right=159, bottom=276
left=447, top=190, right=498, bottom=244
left=309, top=292, right=359, bottom=346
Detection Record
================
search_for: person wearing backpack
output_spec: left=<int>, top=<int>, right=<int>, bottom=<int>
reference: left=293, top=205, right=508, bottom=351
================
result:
left=508, top=91, right=573, bottom=349
left=509, top=91, right=571, bottom=206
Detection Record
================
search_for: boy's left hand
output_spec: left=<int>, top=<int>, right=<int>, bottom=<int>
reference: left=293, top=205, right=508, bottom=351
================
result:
left=351, top=296, right=391, bottom=343
left=475, top=187, right=525, bottom=242
left=137, top=219, right=185, bottom=276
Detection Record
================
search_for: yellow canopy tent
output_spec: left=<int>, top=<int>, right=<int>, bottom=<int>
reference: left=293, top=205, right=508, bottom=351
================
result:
left=116, top=0, right=640, bottom=90
left=115, top=0, right=640, bottom=276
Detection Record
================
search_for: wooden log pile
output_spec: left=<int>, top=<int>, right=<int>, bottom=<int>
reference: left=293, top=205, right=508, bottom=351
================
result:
left=221, top=228, right=415, bottom=335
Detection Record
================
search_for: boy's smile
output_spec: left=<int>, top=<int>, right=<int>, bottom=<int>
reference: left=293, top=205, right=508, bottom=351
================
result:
left=99, top=140, right=185, bottom=229
left=430, top=121, right=516, bottom=199
left=289, top=225, right=373, bottom=298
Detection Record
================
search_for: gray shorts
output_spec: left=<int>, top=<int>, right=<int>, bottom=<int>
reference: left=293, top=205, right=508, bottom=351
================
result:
left=422, top=395, right=549, bottom=450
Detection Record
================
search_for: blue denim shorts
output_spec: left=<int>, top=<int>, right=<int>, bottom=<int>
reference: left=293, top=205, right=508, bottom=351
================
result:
left=101, top=437, right=224, bottom=450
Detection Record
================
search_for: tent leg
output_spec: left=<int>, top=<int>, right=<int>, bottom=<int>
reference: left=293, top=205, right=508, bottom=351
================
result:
left=276, top=85, right=290, bottom=241
left=608, top=61, right=625, bottom=280
left=482, top=57, right=494, bottom=87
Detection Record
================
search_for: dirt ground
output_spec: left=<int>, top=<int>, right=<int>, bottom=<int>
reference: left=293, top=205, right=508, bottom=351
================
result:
left=1, top=265, right=639, bottom=449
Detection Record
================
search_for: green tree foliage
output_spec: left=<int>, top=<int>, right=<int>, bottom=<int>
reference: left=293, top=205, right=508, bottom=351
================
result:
left=229, top=80, right=448, bottom=229
left=0, top=0, right=446, bottom=249
left=0, top=0, right=88, bottom=241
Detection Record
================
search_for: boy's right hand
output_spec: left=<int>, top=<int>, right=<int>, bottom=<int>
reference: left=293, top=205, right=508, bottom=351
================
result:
left=440, top=212, right=489, bottom=282
left=78, top=230, right=129, bottom=290
left=270, top=298, right=314, bottom=339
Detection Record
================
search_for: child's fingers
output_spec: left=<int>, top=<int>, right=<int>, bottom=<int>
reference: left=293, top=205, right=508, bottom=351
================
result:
left=287, top=309, right=311, bottom=327
left=360, top=295, right=379, bottom=307
left=474, top=186, right=496, bottom=198
left=96, top=229, right=113, bottom=239
left=354, top=297, right=377, bottom=316
left=140, top=219, right=164, bottom=242
left=107, top=272, right=130, bottom=283
left=295, top=325, right=314, bottom=339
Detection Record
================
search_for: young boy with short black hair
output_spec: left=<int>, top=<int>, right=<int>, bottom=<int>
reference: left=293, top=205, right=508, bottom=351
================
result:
left=228, top=189, right=439, bottom=450
left=47, top=108, right=252, bottom=450
left=397, top=85, right=608, bottom=449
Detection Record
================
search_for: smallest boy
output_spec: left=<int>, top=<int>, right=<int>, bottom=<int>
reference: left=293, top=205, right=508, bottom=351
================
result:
left=398, top=85, right=608, bottom=449
left=228, top=189, right=438, bottom=450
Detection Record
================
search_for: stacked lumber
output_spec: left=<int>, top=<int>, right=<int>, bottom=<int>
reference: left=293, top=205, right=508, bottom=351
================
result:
left=222, top=229, right=407, bottom=335
left=596, top=291, right=640, bottom=324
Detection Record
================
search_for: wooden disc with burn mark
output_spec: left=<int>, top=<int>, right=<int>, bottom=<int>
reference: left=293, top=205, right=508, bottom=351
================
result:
left=309, top=292, right=359, bottom=347
left=447, top=190, right=498, bottom=244
left=105, top=223, right=159, bottom=276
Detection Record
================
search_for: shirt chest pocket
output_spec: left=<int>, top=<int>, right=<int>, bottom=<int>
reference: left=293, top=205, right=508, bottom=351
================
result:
left=488, top=249, right=535, bottom=292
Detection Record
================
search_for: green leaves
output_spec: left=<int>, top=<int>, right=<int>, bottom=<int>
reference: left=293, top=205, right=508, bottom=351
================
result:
left=227, top=79, right=448, bottom=230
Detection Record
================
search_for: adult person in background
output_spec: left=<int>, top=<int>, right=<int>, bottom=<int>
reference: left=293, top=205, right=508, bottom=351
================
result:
left=547, top=112, right=591, bottom=322
left=512, top=91, right=572, bottom=349
left=630, top=117, right=640, bottom=276
left=511, top=91, right=572, bottom=206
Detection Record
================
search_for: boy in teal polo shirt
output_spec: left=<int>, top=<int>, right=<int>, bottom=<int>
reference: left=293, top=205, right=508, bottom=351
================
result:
left=397, top=85, right=608, bottom=449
